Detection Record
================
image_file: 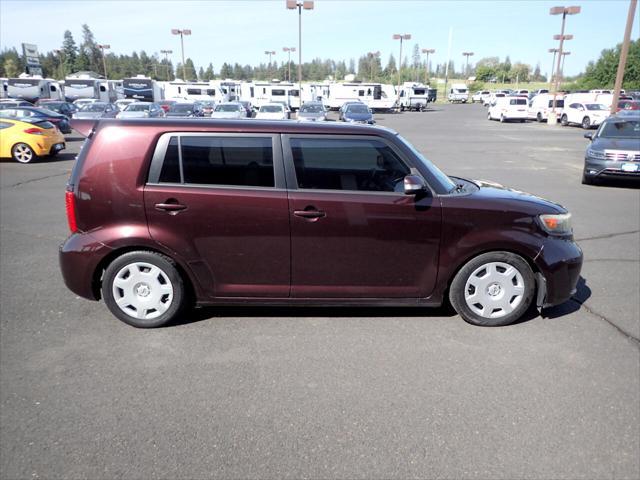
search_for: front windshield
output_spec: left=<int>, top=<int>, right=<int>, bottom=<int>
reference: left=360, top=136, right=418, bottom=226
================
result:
left=599, top=120, right=640, bottom=139
left=347, top=104, right=370, bottom=114
left=260, top=105, right=282, bottom=113
left=586, top=104, right=607, bottom=111
left=170, top=104, right=195, bottom=113
left=215, top=104, right=240, bottom=112
left=125, top=104, right=150, bottom=112
left=81, top=103, right=107, bottom=112
left=300, top=104, right=324, bottom=113
left=396, top=135, right=456, bottom=192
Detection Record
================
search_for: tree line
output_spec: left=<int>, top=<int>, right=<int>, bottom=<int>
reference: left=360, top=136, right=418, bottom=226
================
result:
left=1, top=24, right=638, bottom=89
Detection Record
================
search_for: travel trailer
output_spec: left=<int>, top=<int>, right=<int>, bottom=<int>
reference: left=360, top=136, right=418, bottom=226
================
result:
left=324, top=82, right=396, bottom=111
left=251, top=81, right=301, bottom=110
left=64, top=77, right=117, bottom=103
left=7, top=76, right=63, bottom=103
left=448, top=83, right=469, bottom=103
left=123, top=76, right=164, bottom=102
left=162, top=81, right=226, bottom=103
left=398, top=82, right=431, bottom=111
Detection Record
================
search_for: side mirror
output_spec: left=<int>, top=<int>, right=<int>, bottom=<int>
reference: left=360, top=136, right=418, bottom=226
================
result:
left=403, top=175, right=426, bottom=195
left=584, top=132, right=594, bottom=140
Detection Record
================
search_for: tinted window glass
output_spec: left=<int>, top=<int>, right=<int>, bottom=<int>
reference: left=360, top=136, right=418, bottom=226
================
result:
left=291, top=138, right=409, bottom=192
left=0, top=121, right=12, bottom=129
left=159, top=137, right=181, bottom=183
left=181, top=136, right=274, bottom=187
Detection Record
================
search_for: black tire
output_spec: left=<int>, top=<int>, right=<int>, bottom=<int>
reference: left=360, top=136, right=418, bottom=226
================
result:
left=101, top=250, right=187, bottom=328
left=537, top=112, right=543, bottom=122
left=487, top=112, right=492, bottom=121
left=11, top=143, right=36, bottom=164
left=560, top=114, right=568, bottom=126
left=582, top=116, right=591, bottom=129
left=449, top=251, right=536, bottom=327
left=500, top=114, right=506, bottom=123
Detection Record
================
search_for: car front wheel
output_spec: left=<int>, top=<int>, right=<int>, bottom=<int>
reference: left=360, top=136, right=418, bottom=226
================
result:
left=582, top=116, right=591, bottom=129
left=561, top=114, right=568, bottom=126
left=102, top=251, right=187, bottom=328
left=449, top=252, right=536, bottom=326
left=11, top=143, right=36, bottom=163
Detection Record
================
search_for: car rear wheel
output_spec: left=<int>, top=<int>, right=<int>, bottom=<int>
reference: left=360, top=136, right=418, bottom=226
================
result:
left=561, top=114, right=568, bottom=126
left=11, top=143, right=36, bottom=164
left=487, top=112, right=492, bottom=120
left=449, top=252, right=535, bottom=326
left=582, top=116, right=591, bottom=129
left=500, top=114, right=506, bottom=123
left=102, top=251, right=187, bottom=328
left=536, top=112, right=543, bottom=122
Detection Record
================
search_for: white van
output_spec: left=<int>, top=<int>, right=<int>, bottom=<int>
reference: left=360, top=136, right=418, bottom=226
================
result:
left=448, top=83, right=469, bottom=103
left=488, top=96, right=528, bottom=122
left=527, top=94, right=564, bottom=122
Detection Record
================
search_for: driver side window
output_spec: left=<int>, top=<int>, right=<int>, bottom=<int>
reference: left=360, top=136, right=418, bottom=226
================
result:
left=289, top=137, right=410, bottom=192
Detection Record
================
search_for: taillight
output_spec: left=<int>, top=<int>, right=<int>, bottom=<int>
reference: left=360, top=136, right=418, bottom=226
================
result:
left=24, top=128, right=44, bottom=135
left=65, top=187, right=78, bottom=233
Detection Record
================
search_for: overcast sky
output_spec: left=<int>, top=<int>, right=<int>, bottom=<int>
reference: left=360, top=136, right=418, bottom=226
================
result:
left=1, top=0, right=638, bottom=77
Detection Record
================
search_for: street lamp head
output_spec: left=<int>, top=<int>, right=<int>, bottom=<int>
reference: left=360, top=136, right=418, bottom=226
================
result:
left=548, top=48, right=560, bottom=53
left=566, top=6, right=581, bottom=14
left=303, top=1, right=314, bottom=9
left=290, top=47, right=296, bottom=52
left=161, top=49, right=173, bottom=54
left=283, top=47, right=290, bottom=52
left=422, top=48, right=435, bottom=54
left=98, top=44, right=111, bottom=49
left=392, top=34, right=401, bottom=39
left=562, top=51, right=572, bottom=55
left=553, top=34, right=574, bottom=40
left=550, top=5, right=581, bottom=15
left=171, top=29, right=180, bottom=35
left=462, top=51, right=474, bottom=56
left=182, top=29, right=191, bottom=35
left=403, top=34, right=412, bottom=40
left=286, top=0, right=297, bottom=8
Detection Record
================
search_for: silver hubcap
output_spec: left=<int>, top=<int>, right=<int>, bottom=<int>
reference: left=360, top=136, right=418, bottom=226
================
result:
left=14, top=144, right=33, bottom=163
left=112, top=262, right=173, bottom=320
left=464, top=261, right=525, bottom=319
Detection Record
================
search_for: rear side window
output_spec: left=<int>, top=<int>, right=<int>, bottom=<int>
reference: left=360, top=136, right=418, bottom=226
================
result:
left=509, top=99, right=527, bottom=105
left=0, top=121, right=13, bottom=129
left=156, top=136, right=274, bottom=188
left=290, top=137, right=409, bottom=192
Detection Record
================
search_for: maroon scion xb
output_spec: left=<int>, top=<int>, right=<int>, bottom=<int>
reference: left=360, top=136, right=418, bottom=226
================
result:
left=60, top=119, right=583, bottom=328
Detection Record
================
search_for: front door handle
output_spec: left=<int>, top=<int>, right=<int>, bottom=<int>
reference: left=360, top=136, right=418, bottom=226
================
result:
left=294, top=208, right=326, bottom=220
left=155, top=199, right=187, bottom=214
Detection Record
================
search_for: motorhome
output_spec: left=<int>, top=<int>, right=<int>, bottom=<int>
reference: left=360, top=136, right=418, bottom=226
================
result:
left=398, top=82, right=431, bottom=111
left=64, top=77, right=117, bottom=103
left=301, top=82, right=331, bottom=104
left=6, top=77, right=63, bottom=103
left=252, top=81, right=301, bottom=110
left=324, top=82, right=396, bottom=111
left=123, top=76, right=164, bottom=102
left=108, top=80, right=124, bottom=99
left=448, top=83, right=469, bottom=103
left=213, top=80, right=243, bottom=101
left=564, top=92, right=615, bottom=108
left=527, top=93, right=564, bottom=122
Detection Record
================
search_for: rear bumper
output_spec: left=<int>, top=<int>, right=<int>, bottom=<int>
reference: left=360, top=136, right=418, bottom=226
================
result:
left=59, top=232, right=114, bottom=300
left=534, top=236, right=583, bottom=307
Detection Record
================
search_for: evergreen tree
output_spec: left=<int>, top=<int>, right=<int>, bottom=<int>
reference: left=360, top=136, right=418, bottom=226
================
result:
left=184, top=58, right=197, bottom=80
left=219, top=62, right=233, bottom=79
left=61, top=30, right=78, bottom=76
left=81, top=24, right=102, bottom=73
left=384, top=54, right=397, bottom=76
left=203, top=63, right=215, bottom=80
left=3, top=57, right=20, bottom=77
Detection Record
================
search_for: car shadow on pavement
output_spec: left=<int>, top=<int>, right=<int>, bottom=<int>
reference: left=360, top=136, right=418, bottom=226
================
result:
left=540, top=276, right=591, bottom=319
left=169, top=304, right=457, bottom=328
left=594, top=179, right=640, bottom=190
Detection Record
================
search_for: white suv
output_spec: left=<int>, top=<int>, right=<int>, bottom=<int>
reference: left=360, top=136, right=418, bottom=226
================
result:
left=561, top=103, right=610, bottom=129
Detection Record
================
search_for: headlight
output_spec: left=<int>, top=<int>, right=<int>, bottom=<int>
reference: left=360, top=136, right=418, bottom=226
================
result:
left=538, top=213, right=572, bottom=235
left=586, top=148, right=606, bottom=159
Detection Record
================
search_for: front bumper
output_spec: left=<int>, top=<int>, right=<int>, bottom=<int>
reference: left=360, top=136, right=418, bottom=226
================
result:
left=584, top=156, right=640, bottom=180
left=534, top=236, right=583, bottom=307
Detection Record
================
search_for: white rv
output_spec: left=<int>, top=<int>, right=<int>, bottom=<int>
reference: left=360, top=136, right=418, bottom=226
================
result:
left=301, top=82, right=331, bottom=104
left=123, top=76, right=164, bottom=102
left=162, top=81, right=225, bottom=103
left=7, top=77, right=63, bottom=103
left=64, top=77, right=117, bottom=103
left=398, top=82, right=431, bottom=111
left=212, top=80, right=243, bottom=101
left=448, top=83, right=469, bottom=103
left=325, top=82, right=396, bottom=111
left=252, top=81, right=301, bottom=110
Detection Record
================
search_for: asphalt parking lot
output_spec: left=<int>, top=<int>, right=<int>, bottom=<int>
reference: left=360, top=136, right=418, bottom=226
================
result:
left=1, top=104, right=638, bottom=479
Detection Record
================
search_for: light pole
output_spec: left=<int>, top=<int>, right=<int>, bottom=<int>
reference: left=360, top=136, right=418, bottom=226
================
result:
left=97, top=44, right=110, bottom=79
left=548, top=48, right=559, bottom=86
left=171, top=28, right=192, bottom=81
left=264, top=51, right=276, bottom=79
left=421, top=48, right=435, bottom=84
left=559, top=51, right=571, bottom=87
left=368, top=51, right=380, bottom=81
left=286, top=1, right=314, bottom=108
left=610, top=0, right=637, bottom=115
left=161, top=49, right=173, bottom=80
left=462, top=51, right=474, bottom=80
left=393, top=33, right=411, bottom=107
left=283, top=47, right=296, bottom=82
left=548, top=6, right=580, bottom=123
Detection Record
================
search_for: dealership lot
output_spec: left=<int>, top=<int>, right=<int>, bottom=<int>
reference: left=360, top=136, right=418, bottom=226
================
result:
left=1, top=105, right=638, bottom=478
